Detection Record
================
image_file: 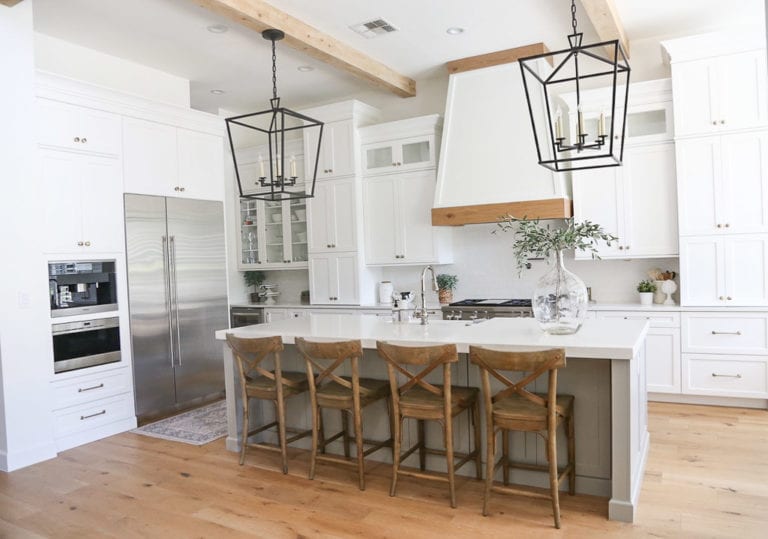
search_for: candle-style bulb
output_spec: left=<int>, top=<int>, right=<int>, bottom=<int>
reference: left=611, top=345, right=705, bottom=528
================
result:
left=577, top=105, right=585, bottom=137
left=554, top=107, right=563, bottom=139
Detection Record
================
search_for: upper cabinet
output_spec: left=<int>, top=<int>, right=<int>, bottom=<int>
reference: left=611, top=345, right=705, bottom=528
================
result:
left=37, top=98, right=122, bottom=157
left=362, top=134, right=436, bottom=175
left=237, top=196, right=308, bottom=269
left=677, top=131, right=768, bottom=236
left=303, top=119, right=356, bottom=180
left=123, top=117, right=224, bottom=201
left=670, top=50, right=768, bottom=137
left=307, top=178, right=357, bottom=253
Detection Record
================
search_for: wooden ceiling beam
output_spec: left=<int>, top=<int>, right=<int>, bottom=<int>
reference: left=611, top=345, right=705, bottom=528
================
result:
left=446, top=43, right=550, bottom=74
left=192, top=0, right=416, bottom=97
left=579, top=0, right=630, bottom=57
left=0, top=1, right=26, bottom=7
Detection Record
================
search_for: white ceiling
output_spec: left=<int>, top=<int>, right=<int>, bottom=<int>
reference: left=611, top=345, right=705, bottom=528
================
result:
left=32, top=0, right=764, bottom=114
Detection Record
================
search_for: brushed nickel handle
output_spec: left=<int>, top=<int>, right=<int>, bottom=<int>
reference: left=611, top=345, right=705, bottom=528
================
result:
left=81, top=137, right=87, bottom=143
left=719, top=296, right=725, bottom=300
left=711, top=330, right=741, bottom=335
left=77, top=241, right=84, bottom=246
left=724, top=223, right=730, bottom=228
left=80, top=410, right=106, bottom=420
left=726, top=296, right=732, bottom=300
left=174, top=186, right=180, bottom=191
left=717, top=224, right=723, bottom=228
left=78, top=383, right=104, bottom=393
left=711, top=372, right=741, bottom=378
left=73, top=136, right=80, bottom=142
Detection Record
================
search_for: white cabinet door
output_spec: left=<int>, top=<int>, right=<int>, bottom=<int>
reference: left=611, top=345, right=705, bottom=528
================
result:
left=176, top=129, right=223, bottom=201
left=309, top=252, right=359, bottom=305
left=323, top=120, right=355, bottom=178
left=309, top=254, right=333, bottom=305
left=398, top=171, right=437, bottom=263
left=676, top=137, right=722, bottom=236
left=724, top=235, right=768, bottom=306
left=334, top=252, right=360, bottom=304
left=645, top=328, right=681, bottom=395
left=77, top=107, right=122, bottom=156
left=572, top=166, right=623, bottom=258
left=671, top=58, right=719, bottom=137
left=680, top=237, right=725, bottom=306
left=37, top=99, right=121, bottom=156
left=363, top=176, right=398, bottom=264
left=307, top=179, right=357, bottom=253
left=79, top=156, right=123, bottom=252
left=41, top=150, right=83, bottom=253
left=720, top=131, right=768, bottom=234
left=122, top=118, right=177, bottom=196
left=307, top=181, right=333, bottom=252
left=623, top=143, right=678, bottom=257
left=718, top=50, right=768, bottom=132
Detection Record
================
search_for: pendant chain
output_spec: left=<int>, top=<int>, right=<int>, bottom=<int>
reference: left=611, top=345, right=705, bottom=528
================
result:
left=570, top=0, right=578, bottom=34
left=271, top=38, right=278, bottom=100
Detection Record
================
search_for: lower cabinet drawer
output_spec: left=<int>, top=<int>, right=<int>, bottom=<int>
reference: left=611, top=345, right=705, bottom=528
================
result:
left=53, top=393, right=134, bottom=438
left=51, top=367, right=132, bottom=410
left=596, top=311, right=680, bottom=328
left=683, top=355, right=768, bottom=398
left=682, top=313, right=768, bottom=354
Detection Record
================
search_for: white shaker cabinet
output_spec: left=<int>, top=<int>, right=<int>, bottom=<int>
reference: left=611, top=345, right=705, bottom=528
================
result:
left=303, top=119, right=356, bottom=180
left=123, top=117, right=224, bottom=200
left=670, top=50, right=768, bottom=137
left=37, top=98, right=122, bottom=157
left=306, top=178, right=357, bottom=253
left=574, top=143, right=678, bottom=259
left=363, top=170, right=451, bottom=265
left=677, top=132, right=768, bottom=236
left=362, top=134, right=436, bottom=175
left=308, top=252, right=359, bottom=305
left=41, top=149, right=124, bottom=253
left=680, top=235, right=768, bottom=307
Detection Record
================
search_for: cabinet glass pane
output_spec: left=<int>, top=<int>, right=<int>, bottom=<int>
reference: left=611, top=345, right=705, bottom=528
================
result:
left=240, top=200, right=259, bottom=264
left=402, top=141, right=430, bottom=165
left=289, top=194, right=308, bottom=262
left=366, top=146, right=393, bottom=169
left=627, top=110, right=667, bottom=138
left=264, top=200, right=284, bottom=263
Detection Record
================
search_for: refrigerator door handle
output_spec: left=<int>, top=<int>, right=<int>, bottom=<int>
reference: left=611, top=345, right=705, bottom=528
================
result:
left=169, top=235, right=182, bottom=367
left=161, top=235, right=175, bottom=367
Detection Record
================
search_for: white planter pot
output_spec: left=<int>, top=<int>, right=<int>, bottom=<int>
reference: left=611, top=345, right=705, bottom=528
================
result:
left=639, top=292, right=654, bottom=305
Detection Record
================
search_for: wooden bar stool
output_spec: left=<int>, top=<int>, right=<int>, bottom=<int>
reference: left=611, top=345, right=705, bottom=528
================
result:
left=376, top=341, right=482, bottom=508
left=296, top=337, right=393, bottom=490
left=469, top=345, right=575, bottom=529
left=226, top=334, right=312, bottom=474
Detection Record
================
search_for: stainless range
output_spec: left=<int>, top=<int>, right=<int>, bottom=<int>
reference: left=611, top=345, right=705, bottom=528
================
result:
left=441, top=298, right=533, bottom=321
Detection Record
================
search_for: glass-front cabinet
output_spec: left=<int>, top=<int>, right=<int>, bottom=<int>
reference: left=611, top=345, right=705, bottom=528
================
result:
left=362, top=134, right=436, bottom=175
left=238, top=189, right=308, bottom=270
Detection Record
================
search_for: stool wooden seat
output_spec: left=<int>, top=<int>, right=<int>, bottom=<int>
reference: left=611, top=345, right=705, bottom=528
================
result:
left=226, top=334, right=312, bottom=474
left=296, top=337, right=393, bottom=491
left=469, top=345, right=575, bottom=529
left=376, top=341, right=482, bottom=508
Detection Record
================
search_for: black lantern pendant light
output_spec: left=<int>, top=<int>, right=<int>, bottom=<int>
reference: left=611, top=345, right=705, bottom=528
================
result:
left=225, top=29, right=323, bottom=201
left=519, top=0, right=630, bottom=171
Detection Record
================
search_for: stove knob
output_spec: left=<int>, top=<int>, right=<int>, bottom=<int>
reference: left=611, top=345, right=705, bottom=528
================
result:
left=469, top=310, right=479, bottom=320
left=482, top=310, right=490, bottom=319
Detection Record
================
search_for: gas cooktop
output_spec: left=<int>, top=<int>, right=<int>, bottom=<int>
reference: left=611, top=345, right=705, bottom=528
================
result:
left=447, top=298, right=532, bottom=308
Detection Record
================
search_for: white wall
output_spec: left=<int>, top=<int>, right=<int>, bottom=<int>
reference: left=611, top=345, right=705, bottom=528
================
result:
left=34, top=33, right=191, bottom=107
left=0, top=0, right=57, bottom=471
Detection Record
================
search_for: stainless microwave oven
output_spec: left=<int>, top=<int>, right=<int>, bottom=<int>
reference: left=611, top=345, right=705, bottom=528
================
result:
left=48, top=260, right=118, bottom=317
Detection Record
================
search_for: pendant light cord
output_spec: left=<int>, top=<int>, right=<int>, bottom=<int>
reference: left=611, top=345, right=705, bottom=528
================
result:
left=571, top=0, right=578, bottom=34
left=271, top=37, right=278, bottom=100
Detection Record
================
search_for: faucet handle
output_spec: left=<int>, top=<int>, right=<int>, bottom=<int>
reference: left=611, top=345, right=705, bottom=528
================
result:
left=469, top=310, right=479, bottom=320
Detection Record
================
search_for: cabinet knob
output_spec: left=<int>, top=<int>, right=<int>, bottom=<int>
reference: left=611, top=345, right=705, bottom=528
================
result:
left=174, top=186, right=180, bottom=191
left=330, top=243, right=335, bottom=248
left=719, top=296, right=725, bottom=300
left=77, top=241, right=84, bottom=246
left=84, top=241, right=91, bottom=246
left=396, top=162, right=402, bottom=166
left=81, top=137, right=87, bottom=143
left=712, top=121, right=717, bottom=126
left=329, top=169, right=333, bottom=173
left=720, top=120, right=726, bottom=125
left=626, top=245, right=630, bottom=250
left=180, top=187, right=185, bottom=192
left=717, top=223, right=723, bottom=228
left=727, top=296, right=732, bottom=300
left=73, top=137, right=80, bottom=142
left=724, top=223, right=730, bottom=228
left=392, top=162, right=397, bottom=166
left=618, top=246, right=624, bottom=250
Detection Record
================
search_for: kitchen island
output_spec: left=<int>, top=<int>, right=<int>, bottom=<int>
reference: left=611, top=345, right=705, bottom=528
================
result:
left=215, top=314, right=649, bottom=523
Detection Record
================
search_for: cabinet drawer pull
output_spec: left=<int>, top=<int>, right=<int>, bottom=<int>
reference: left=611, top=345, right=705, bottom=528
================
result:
left=711, top=372, right=741, bottom=379
left=711, top=330, right=741, bottom=335
left=78, top=383, right=104, bottom=393
left=80, top=410, right=106, bottom=420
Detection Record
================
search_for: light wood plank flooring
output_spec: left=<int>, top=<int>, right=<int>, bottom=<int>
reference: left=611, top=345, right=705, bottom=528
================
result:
left=1, top=402, right=766, bottom=538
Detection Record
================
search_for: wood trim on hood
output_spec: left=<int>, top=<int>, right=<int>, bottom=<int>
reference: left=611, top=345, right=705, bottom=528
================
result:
left=431, top=198, right=573, bottom=226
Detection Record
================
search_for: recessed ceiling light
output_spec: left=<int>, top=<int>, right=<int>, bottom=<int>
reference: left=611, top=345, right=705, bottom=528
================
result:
left=297, top=65, right=314, bottom=72
left=207, top=24, right=229, bottom=34
left=446, top=27, right=465, bottom=35
left=210, top=89, right=226, bottom=95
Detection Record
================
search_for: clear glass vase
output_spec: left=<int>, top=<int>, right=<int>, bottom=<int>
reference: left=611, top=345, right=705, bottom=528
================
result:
left=532, top=250, right=588, bottom=335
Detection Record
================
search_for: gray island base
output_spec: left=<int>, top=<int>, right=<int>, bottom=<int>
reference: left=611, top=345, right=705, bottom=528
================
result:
left=215, top=315, right=649, bottom=523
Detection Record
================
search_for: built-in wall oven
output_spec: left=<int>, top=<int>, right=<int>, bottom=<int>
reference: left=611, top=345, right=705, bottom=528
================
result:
left=52, top=317, right=121, bottom=373
left=48, top=260, right=118, bottom=317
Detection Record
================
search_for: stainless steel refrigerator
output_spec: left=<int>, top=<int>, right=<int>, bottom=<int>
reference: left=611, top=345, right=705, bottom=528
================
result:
left=124, top=194, right=228, bottom=421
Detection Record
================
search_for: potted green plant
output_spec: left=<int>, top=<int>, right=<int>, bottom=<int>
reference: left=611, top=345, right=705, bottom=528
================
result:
left=494, top=216, right=617, bottom=334
left=243, top=270, right=265, bottom=303
left=637, top=280, right=657, bottom=306
left=436, top=274, right=459, bottom=305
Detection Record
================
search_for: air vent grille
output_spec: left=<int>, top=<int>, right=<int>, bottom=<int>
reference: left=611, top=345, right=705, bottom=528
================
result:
left=350, top=18, right=398, bottom=39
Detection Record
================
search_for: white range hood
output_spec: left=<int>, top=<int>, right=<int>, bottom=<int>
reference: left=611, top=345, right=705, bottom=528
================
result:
left=432, top=46, right=572, bottom=226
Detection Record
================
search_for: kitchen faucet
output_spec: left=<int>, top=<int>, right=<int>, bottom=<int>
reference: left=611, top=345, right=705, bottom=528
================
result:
left=418, top=265, right=438, bottom=325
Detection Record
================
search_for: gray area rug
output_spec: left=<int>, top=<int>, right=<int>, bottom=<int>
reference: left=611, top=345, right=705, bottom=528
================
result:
left=132, top=400, right=227, bottom=445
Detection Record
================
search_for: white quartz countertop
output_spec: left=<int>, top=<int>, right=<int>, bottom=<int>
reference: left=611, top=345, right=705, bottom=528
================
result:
left=229, top=302, right=441, bottom=310
left=216, top=314, right=648, bottom=360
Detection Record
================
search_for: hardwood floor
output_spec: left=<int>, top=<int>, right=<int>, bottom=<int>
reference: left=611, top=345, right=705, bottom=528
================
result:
left=1, top=402, right=766, bottom=538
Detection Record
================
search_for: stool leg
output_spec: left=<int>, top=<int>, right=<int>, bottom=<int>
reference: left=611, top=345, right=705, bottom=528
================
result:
left=549, top=425, right=561, bottom=529
left=418, top=420, right=426, bottom=471
left=353, top=407, right=365, bottom=491
left=275, top=397, right=289, bottom=474
left=502, top=429, right=510, bottom=486
left=318, top=407, right=326, bottom=455
left=444, top=419, right=456, bottom=508
left=390, top=416, right=403, bottom=497
left=309, top=400, right=320, bottom=480
left=342, top=409, right=351, bottom=459
left=472, top=400, right=482, bottom=480
left=567, top=413, right=576, bottom=496
left=239, top=396, right=249, bottom=466
left=483, top=426, right=495, bottom=516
